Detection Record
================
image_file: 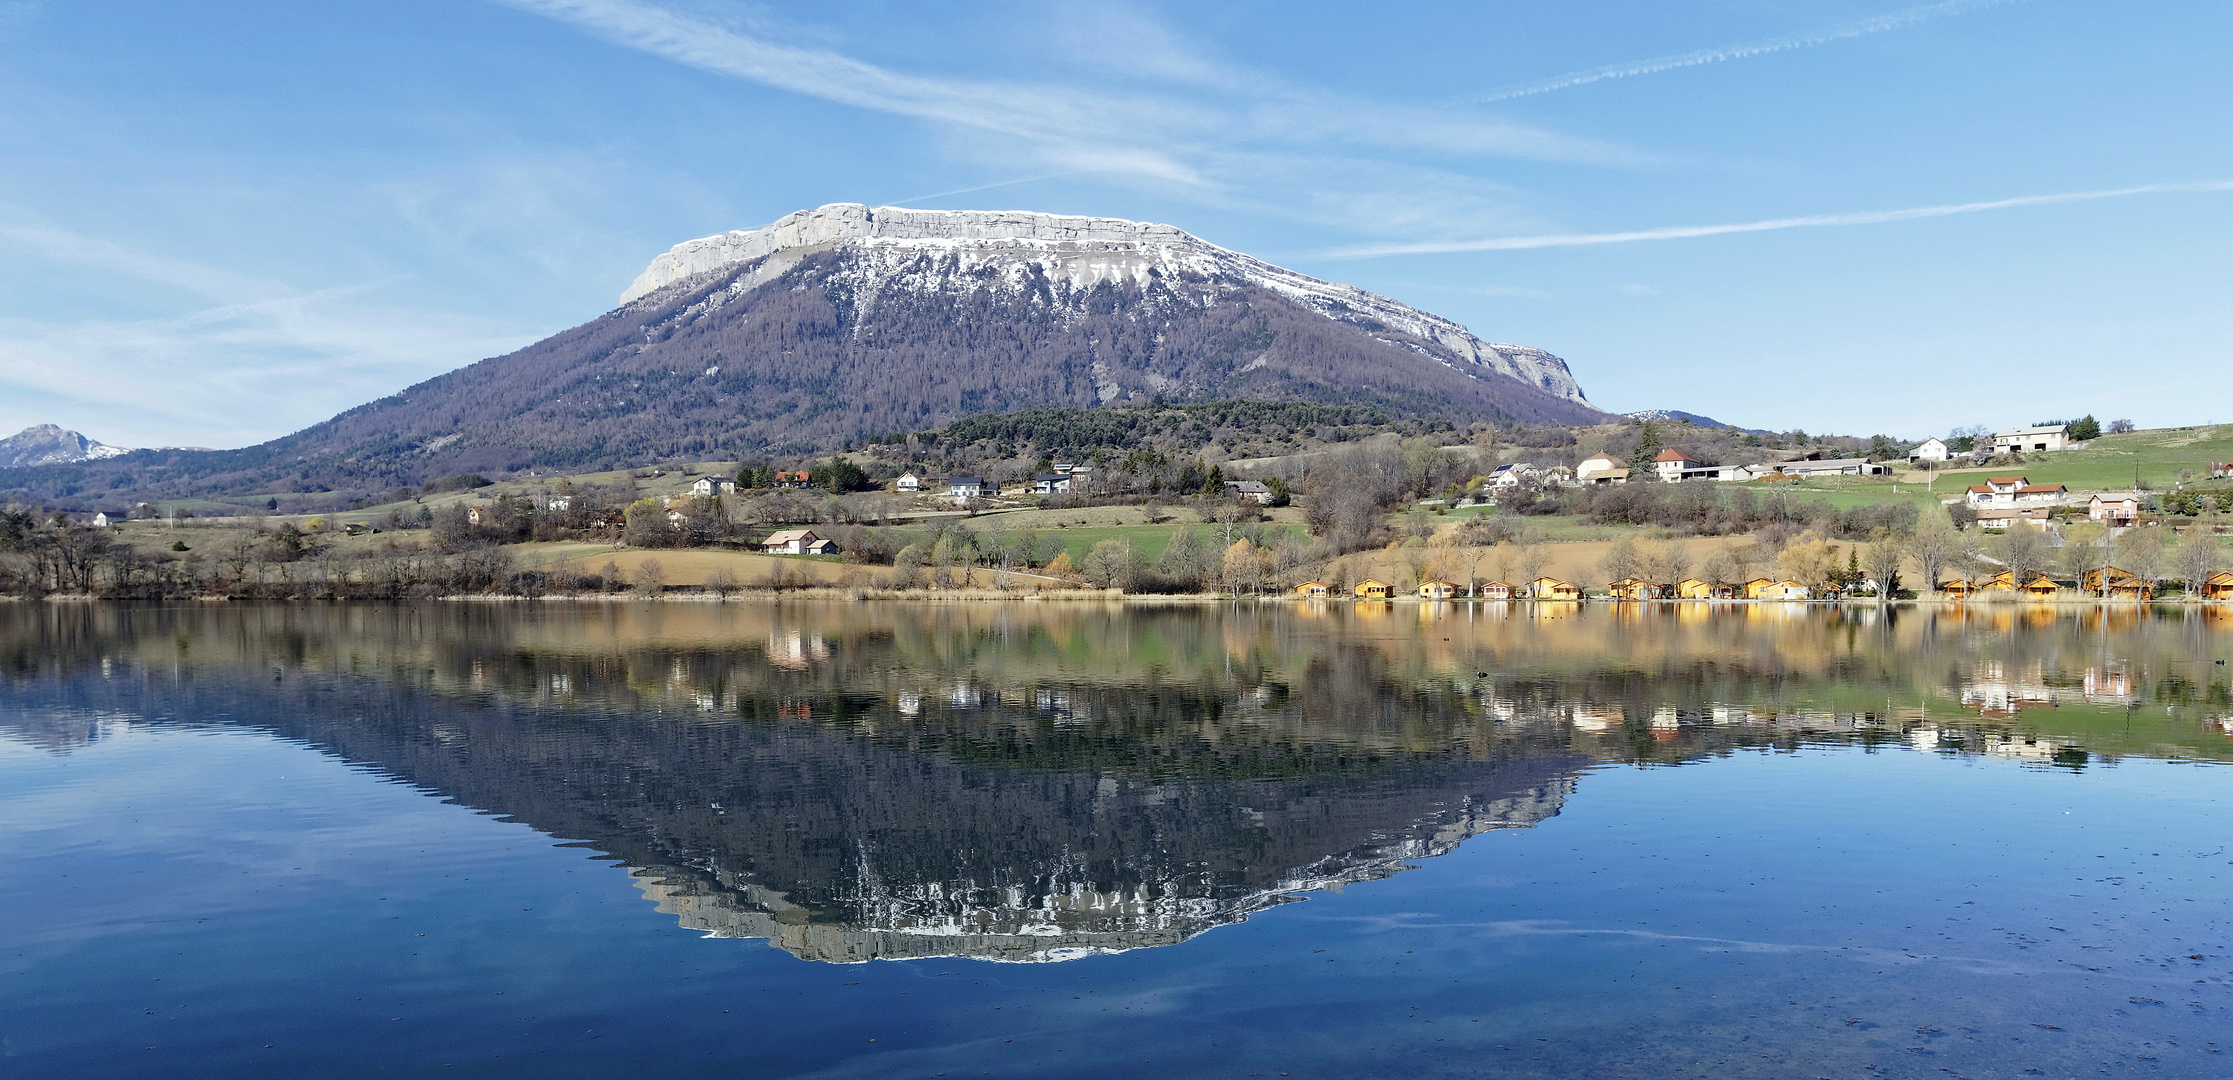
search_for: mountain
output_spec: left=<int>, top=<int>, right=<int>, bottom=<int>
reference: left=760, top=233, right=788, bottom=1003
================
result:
left=0, top=425, right=130, bottom=469
left=0, top=204, right=1605, bottom=501
left=1624, top=409, right=1774, bottom=436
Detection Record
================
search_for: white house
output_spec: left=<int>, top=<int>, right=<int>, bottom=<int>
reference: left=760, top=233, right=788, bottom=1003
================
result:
left=92, top=511, right=124, bottom=527
left=690, top=476, right=737, bottom=496
left=895, top=472, right=923, bottom=492
left=1990, top=425, right=2071, bottom=454
left=761, top=528, right=838, bottom=555
left=1576, top=454, right=1628, bottom=483
left=1033, top=473, right=1072, bottom=495
left=2013, top=483, right=2067, bottom=507
left=1652, top=449, right=1705, bottom=482
left=947, top=476, right=986, bottom=504
left=1225, top=480, right=1274, bottom=504
left=1908, top=437, right=1951, bottom=464
left=1490, top=463, right=1535, bottom=490
left=546, top=495, right=573, bottom=512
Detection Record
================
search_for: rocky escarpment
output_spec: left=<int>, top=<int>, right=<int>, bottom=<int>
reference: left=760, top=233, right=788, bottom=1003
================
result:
left=627, top=203, right=1593, bottom=406
left=0, top=424, right=129, bottom=469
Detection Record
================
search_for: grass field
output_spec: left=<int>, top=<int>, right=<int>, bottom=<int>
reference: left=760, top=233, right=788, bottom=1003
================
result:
left=1918, top=426, right=2233, bottom=493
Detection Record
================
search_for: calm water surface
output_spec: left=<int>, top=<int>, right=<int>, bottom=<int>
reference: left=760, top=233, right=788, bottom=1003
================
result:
left=2, top=601, right=2230, bottom=1078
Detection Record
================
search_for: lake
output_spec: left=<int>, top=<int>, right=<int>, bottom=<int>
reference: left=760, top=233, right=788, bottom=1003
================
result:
left=2, top=600, right=2229, bottom=1078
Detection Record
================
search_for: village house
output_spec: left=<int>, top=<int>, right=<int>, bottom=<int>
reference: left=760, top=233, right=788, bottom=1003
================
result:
left=690, top=476, right=738, bottom=497
left=946, top=476, right=985, bottom=504
left=1478, top=581, right=1515, bottom=600
left=1489, top=463, right=1536, bottom=491
left=1608, top=577, right=1669, bottom=600
left=1352, top=578, right=1393, bottom=599
left=773, top=470, right=812, bottom=489
left=1908, top=437, right=1951, bottom=464
left=1292, top=580, right=1331, bottom=598
left=894, top=472, right=923, bottom=492
left=1417, top=580, right=1458, bottom=600
left=92, top=511, right=124, bottom=528
left=2089, top=493, right=2142, bottom=525
left=1225, top=480, right=1274, bottom=504
left=467, top=505, right=490, bottom=525
left=546, top=495, right=573, bottom=512
left=1652, top=449, right=1704, bottom=482
left=2214, top=463, right=2233, bottom=480
left=761, top=529, right=839, bottom=556
left=1528, top=577, right=1582, bottom=601
left=1575, top=454, right=1628, bottom=484
left=1032, top=473, right=1072, bottom=495
left=1942, top=579, right=1977, bottom=599
left=2013, top=483, right=2067, bottom=507
left=1676, top=578, right=1736, bottom=600
left=1975, top=507, right=2053, bottom=531
left=1990, top=424, right=2072, bottom=454
left=2205, top=571, right=2233, bottom=601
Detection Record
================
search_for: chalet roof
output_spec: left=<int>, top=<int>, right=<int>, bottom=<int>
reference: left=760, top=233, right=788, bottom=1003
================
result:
left=1420, top=579, right=1458, bottom=588
left=1528, top=577, right=1575, bottom=588
left=763, top=529, right=819, bottom=544
left=2208, top=571, right=2233, bottom=585
left=1294, top=580, right=1329, bottom=589
left=1652, top=449, right=1696, bottom=462
left=948, top=476, right=984, bottom=485
left=1968, top=485, right=1993, bottom=494
left=2090, top=492, right=2141, bottom=502
left=1226, top=480, right=1271, bottom=492
left=1354, top=578, right=1391, bottom=587
left=1034, top=473, right=1066, bottom=481
left=1579, top=454, right=1627, bottom=467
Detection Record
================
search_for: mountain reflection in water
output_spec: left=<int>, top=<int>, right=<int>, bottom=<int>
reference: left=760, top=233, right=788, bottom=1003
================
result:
left=2, top=600, right=2228, bottom=964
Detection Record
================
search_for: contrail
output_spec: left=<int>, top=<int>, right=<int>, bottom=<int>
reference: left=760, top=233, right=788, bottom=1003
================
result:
left=883, top=171, right=1089, bottom=207
left=1319, top=180, right=2233, bottom=260
left=1463, top=0, right=2024, bottom=104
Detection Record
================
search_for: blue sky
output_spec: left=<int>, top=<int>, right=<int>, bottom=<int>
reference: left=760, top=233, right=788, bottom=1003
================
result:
left=2, top=0, right=2229, bottom=448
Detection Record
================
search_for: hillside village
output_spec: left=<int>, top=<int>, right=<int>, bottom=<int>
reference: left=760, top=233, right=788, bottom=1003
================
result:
left=2, top=410, right=2229, bottom=603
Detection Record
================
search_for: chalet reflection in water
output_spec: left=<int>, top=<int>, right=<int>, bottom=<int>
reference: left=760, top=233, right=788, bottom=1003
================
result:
left=1, top=600, right=2228, bottom=963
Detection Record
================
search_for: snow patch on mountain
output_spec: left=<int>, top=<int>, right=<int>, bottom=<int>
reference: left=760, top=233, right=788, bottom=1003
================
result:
left=0, top=424, right=131, bottom=469
left=624, top=203, right=1592, bottom=406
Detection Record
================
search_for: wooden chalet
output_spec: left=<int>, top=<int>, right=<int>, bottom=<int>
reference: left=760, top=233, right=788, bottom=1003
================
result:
left=2082, top=566, right=2153, bottom=600
left=1607, top=577, right=1670, bottom=601
left=1417, top=580, right=1459, bottom=600
left=1754, top=580, right=1812, bottom=601
left=1676, top=578, right=1734, bottom=600
left=1740, top=578, right=1777, bottom=599
left=1293, top=580, right=1332, bottom=598
left=2206, top=571, right=2233, bottom=601
left=1980, top=570, right=2061, bottom=598
left=1478, top=581, right=1515, bottom=600
left=1353, top=578, right=1393, bottom=600
left=1527, top=577, right=1582, bottom=601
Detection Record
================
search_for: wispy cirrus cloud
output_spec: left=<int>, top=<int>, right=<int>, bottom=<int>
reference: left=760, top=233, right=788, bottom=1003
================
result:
left=1318, top=180, right=2233, bottom=259
left=491, top=0, right=1625, bottom=200
left=1462, top=0, right=2028, bottom=104
left=0, top=217, right=534, bottom=446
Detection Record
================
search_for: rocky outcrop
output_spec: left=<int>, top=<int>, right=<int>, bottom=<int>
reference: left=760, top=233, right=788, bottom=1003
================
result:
left=0, top=424, right=129, bottom=468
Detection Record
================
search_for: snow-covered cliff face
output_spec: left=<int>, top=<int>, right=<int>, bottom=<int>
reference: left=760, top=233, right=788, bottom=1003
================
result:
left=624, top=203, right=1592, bottom=407
left=0, top=424, right=129, bottom=469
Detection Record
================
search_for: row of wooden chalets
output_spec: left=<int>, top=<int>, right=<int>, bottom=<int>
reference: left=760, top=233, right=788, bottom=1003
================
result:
left=1289, top=570, right=2233, bottom=602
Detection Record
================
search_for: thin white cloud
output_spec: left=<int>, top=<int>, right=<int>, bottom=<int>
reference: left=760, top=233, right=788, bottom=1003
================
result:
left=491, top=0, right=1621, bottom=188
left=0, top=220, right=535, bottom=447
left=1465, top=0, right=2025, bottom=104
left=1319, top=180, right=2233, bottom=259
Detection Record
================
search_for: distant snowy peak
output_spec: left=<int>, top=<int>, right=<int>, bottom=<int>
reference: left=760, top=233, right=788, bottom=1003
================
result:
left=624, top=203, right=1592, bottom=406
left=0, top=424, right=130, bottom=469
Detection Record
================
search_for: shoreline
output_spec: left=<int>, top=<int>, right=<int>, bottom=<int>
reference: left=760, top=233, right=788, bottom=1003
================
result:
left=7, top=591, right=2227, bottom=606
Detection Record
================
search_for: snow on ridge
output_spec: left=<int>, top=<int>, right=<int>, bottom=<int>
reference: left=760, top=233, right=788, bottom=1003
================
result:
left=621, top=203, right=1591, bottom=406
